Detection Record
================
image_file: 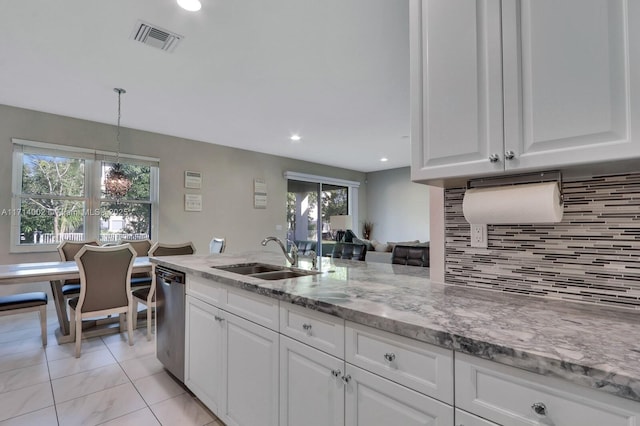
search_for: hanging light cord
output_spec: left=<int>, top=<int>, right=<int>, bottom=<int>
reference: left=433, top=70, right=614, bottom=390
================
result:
left=114, top=88, right=126, bottom=164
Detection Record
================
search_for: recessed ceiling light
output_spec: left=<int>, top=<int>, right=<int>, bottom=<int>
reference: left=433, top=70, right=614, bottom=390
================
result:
left=290, top=134, right=301, bottom=142
left=380, top=157, right=389, bottom=162
left=177, top=0, right=201, bottom=12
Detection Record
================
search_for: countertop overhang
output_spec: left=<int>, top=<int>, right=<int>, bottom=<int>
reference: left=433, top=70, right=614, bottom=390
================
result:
left=151, top=251, right=640, bottom=403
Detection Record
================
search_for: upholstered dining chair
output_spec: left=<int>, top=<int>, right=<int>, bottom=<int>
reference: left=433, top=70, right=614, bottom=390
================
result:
left=133, top=241, right=196, bottom=340
left=209, top=237, right=226, bottom=254
left=70, top=244, right=137, bottom=357
left=119, top=239, right=154, bottom=288
left=56, top=240, right=100, bottom=320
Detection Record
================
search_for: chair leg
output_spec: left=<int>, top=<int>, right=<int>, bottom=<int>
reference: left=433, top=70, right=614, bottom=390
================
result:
left=39, top=306, right=47, bottom=346
left=119, top=312, right=125, bottom=333
left=146, top=302, right=152, bottom=341
left=127, top=306, right=134, bottom=346
left=69, top=308, right=82, bottom=358
left=133, top=300, right=138, bottom=330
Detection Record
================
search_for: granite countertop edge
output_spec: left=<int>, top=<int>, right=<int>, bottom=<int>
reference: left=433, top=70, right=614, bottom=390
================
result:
left=151, top=254, right=640, bottom=403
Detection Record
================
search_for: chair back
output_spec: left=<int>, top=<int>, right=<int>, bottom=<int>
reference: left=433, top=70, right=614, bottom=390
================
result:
left=209, top=237, right=226, bottom=254
left=58, top=240, right=100, bottom=261
left=74, top=244, right=136, bottom=313
left=119, top=239, right=153, bottom=257
left=149, top=242, right=196, bottom=257
left=391, top=245, right=430, bottom=267
left=331, top=243, right=367, bottom=261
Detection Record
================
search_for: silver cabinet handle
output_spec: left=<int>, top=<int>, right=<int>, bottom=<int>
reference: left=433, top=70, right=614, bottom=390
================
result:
left=214, top=315, right=224, bottom=322
left=341, top=374, right=351, bottom=385
left=488, top=153, right=500, bottom=162
left=531, top=402, right=547, bottom=416
left=504, top=150, right=515, bottom=160
left=302, top=323, right=312, bottom=331
left=331, top=369, right=341, bottom=378
left=384, top=353, right=396, bottom=362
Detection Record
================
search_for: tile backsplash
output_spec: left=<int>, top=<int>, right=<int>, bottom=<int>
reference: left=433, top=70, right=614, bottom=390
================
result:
left=444, top=172, right=640, bottom=309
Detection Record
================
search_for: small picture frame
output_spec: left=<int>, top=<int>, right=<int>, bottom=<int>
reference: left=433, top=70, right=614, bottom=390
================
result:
left=185, top=171, right=202, bottom=189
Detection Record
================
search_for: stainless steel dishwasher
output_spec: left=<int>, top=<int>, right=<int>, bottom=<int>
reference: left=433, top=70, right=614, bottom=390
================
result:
left=155, top=265, right=186, bottom=382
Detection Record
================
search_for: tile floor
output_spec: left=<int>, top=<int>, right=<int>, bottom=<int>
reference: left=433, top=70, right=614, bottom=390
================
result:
left=0, top=306, right=225, bottom=426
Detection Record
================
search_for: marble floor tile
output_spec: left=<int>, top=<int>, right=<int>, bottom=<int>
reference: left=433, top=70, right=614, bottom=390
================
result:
left=102, top=330, right=155, bottom=362
left=56, top=382, right=146, bottom=426
left=52, top=363, right=129, bottom=403
left=99, top=407, right=161, bottom=426
left=0, top=348, right=46, bottom=374
left=0, top=405, right=57, bottom=426
left=150, top=393, right=214, bottom=426
left=0, top=362, right=50, bottom=393
left=133, top=370, right=186, bottom=405
left=48, top=347, right=116, bottom=380
left=45, top=336, right=106, bottom=362
left=0, top=382, right=54, bottom=422
left=119, top=353, right=165, bottom=381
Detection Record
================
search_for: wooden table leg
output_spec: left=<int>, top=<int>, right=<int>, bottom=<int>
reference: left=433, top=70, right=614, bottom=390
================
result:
left=49, top=280, right=70, bottom=336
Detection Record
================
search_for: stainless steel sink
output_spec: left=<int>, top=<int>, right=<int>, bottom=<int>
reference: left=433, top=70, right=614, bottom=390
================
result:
left=213, top=263, right=283, bottom=275
left=213, top=263, right=319, bottom=280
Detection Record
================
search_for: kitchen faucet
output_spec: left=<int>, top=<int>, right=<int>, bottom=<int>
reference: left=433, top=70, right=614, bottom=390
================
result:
left=261, top=236, right=298, bottom=267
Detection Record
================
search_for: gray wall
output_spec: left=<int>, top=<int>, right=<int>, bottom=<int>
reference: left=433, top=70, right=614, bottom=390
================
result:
left=365, top=167, right=429, bottom=243
left=0, top=105, right=367, bottom=264
left=443, top=172, right=640, bottom=310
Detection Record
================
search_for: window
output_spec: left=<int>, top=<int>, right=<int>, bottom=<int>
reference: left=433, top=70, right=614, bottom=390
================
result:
left=10, top=139, right=159, bottom=252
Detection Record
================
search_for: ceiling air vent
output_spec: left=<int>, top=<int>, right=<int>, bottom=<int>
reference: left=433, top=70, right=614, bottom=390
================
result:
left=131, top=20, right=183, bottom=53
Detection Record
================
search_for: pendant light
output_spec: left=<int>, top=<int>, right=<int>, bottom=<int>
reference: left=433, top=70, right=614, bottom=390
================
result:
left=104, top=88, right=132, bottom=201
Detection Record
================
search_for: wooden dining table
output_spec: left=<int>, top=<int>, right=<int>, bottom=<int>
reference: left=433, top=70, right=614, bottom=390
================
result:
left=0, top=257, right=152, bottom=343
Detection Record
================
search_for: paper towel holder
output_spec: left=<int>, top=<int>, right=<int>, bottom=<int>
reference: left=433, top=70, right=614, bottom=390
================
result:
left=467, top=170, right=564, bottom=203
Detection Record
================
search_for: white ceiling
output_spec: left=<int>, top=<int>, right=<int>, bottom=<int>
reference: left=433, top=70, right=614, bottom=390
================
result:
left=0, top=0, right=410, bottom=172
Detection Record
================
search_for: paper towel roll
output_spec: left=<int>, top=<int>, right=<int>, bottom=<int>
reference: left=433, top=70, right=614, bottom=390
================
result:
left=462, top=182, right=563, bottom=224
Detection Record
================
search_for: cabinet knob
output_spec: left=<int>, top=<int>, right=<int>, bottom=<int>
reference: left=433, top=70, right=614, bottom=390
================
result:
left=384, top=352, right=396, bottom=362
left=214, top=315, right=224, bottom=322
left=302, top=323, right=312, bottom=331
left=488, top=153, right=500, bottom=163
left=331, top=369, right=342, bottom=378
left=531, top=402, right=547, bottom=416
left=341, top=374, right=352, bottom=385
left=504, top=150, right=515, bottom=160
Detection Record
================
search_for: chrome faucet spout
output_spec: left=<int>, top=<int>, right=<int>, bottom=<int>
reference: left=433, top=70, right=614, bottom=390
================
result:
left=261, top=236, right=298, bottom=266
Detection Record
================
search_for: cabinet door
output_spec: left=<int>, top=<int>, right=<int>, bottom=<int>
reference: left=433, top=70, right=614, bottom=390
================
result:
left=410, top=0, right=504, bottom=182
left=344, top=364, right=453, bottom=426
left=502, top=0, right=637, bottom=170
left=222, top=311, right=279, bottom=426
left=184, top=295, right=223, bottom=413
left=280, top=336, right=344, bottom=426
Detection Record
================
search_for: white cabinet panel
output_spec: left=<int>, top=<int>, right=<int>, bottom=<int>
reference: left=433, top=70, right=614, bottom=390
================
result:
left=410, top=0, right=504, bottom=181
left=280, top=302, right=344, bottom=357
left=345, top=321, right=453, bottom=404
left=455, top=409, right=499, bottom=426
left=345, top=364, right=454, bottom=426
left=186, top=274, right=224, bottom=307
left=456, top=353, right=640, bottom=426
left=223, top=311, right=279, bottom=426
left=225, top=287, right=279, bottom=331
left=184, top=295, right=223, bottom=413
left=280, top=336, right=344, bottom=426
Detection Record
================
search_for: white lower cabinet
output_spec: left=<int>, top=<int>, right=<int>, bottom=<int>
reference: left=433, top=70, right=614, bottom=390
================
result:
left=344, top=363, right=454, bottom=426
left=455, top=409, right=498, bottom=426
left=456, top=353, right=640, bottom=426
left=280, top=335, right=344, bottom=426
left=223, top=311, right=279, bottom=426
left=185, top=295, right=223, bottom=413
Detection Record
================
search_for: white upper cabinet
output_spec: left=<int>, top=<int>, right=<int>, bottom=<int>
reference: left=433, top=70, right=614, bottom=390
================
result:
left=411, top=0, right=638, bottom=184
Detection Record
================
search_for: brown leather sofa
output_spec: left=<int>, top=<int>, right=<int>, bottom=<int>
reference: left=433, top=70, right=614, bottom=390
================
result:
left=391, top=244, right=429, bottom=267
left=331, top=242, right=367, bottom=261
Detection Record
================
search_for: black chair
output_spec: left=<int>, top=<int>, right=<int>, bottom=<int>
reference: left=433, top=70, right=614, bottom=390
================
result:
left=391, top=245, right=430, bottom=267
left=331, top=243, right=367, bottom=261
left=295, top=240, right=317, bottom=256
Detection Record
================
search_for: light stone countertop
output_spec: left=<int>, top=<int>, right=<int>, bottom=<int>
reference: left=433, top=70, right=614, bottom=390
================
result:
left=152, top=251, right=640, bottom=403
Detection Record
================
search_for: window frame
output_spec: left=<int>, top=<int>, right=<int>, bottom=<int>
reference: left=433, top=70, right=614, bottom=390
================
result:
left=10, top=139, right=159, bottom=253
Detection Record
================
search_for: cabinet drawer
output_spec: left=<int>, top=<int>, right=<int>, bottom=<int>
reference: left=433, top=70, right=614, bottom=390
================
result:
left=345, top=321, right=453, bottom=404
left=186, top=274, right=224, bottom=307
left=455, top=353, right=640, bottom=426
left=224, top=287, right=279, bottom=331
left=455, top=409, right=498, bottom=426
left=280, top=303, right=344, bottom=357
